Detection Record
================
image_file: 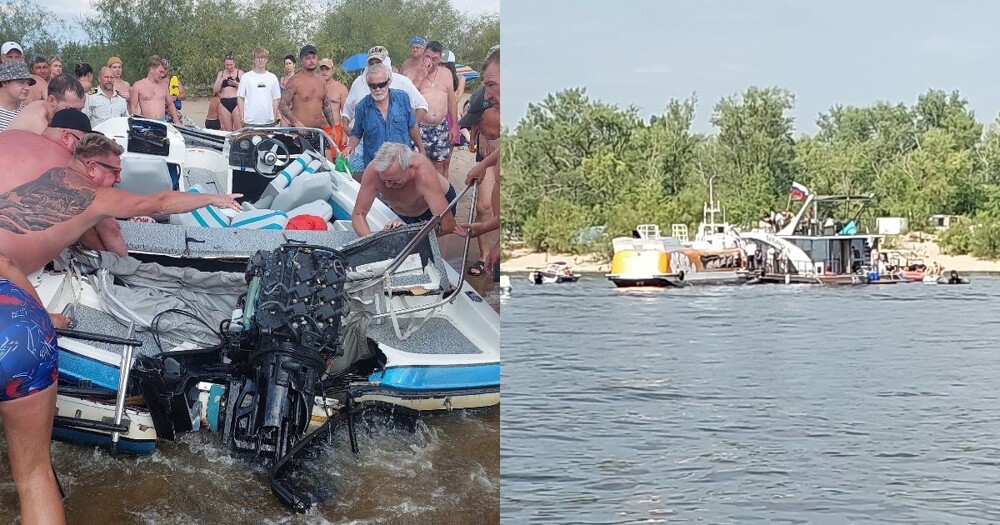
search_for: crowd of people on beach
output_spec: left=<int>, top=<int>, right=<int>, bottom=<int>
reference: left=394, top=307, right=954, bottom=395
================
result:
left=0, top=34, right=500, bottom=524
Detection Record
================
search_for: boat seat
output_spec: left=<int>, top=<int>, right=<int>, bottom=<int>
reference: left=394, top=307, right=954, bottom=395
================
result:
left=116, top=156, right=175, bottom=194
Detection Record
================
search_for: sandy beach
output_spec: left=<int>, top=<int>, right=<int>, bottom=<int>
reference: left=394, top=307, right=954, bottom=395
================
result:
left=500, top=232, right=1000, bottom=274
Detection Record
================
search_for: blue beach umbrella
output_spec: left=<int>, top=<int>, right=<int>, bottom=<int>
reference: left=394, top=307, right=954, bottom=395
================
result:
left=455, top=63, right=479, bottom=81
left=341, top=52, right=369, bottom=72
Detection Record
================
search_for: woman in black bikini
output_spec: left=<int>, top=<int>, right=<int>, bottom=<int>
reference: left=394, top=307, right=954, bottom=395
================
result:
left=212, top=54, right=244, bottom=131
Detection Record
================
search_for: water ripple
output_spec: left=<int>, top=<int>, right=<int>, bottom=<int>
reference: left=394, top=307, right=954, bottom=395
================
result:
left=503, top=276, right=1000, bottom=523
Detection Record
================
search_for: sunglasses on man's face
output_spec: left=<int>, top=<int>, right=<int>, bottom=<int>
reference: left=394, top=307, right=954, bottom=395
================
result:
left=92, top=160, right=122, bottom=176
left=319, top=66, right=331, bottom=71
left=367, top=80, right=390, bottom=90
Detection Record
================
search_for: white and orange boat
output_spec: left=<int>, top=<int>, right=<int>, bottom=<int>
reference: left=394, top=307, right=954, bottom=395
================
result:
left=606, top=200, right=749, bottom=288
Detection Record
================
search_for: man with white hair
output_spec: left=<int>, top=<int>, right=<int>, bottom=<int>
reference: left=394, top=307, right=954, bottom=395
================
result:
left=351, top=142, right=462, bottom=238
left=342, top=62, right=423, bottom=172
left=341, top=45, right=427, bottom=131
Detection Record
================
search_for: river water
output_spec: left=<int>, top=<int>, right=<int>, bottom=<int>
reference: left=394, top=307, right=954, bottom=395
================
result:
left=502, top=275, right=1000, bottom=523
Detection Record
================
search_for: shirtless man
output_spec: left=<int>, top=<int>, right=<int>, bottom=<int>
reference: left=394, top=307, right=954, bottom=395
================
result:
left=107, top=56, right=131, bottom=102
left=0, top=109, right=91, bottom=190
left=130, top=55, right=180, bottom=124
left=457, top=86, right=498, bottom=277
left=317, top=57, right=349, bottom=147
left=401, top=37, right=426, bottom=81
left=460, top=45, right=501, bottom=269
left=352, top=142, right=463, bottom=238
left=0, top=133, right=241, bottom=276
left=1, top=108, right=137, bottom=257
left=413, top=41, right=458, bottom=175
left=8, top=74, right=86, bottom=133
left=0, top=253, right=66, bottom=524
left=279, top=45, right=338, bottom=149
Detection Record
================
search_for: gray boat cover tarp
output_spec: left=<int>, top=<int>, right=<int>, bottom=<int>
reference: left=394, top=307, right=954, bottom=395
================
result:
left=58, top=250, right=377, bottom=370
left=64, top=250, right=244, bottom=347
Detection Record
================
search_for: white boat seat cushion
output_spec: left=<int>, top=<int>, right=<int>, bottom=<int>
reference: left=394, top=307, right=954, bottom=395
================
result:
left=115, top=156, right=174, bottom=194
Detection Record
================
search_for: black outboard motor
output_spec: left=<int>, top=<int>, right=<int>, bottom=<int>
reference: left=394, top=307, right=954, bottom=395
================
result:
left=221, top=245, right=349, bottom=461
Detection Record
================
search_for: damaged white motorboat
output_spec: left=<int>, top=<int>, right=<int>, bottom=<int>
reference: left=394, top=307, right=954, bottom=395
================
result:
left=29, top=117, right=498, bottom=511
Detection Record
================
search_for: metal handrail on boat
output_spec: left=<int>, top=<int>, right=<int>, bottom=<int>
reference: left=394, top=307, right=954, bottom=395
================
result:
left=373, top=181, right=479, bottom=319
left=348, top=180, right=477, bottom=292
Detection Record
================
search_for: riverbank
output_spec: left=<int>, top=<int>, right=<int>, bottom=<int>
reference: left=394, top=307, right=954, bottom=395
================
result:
left=502, top=249, right=609, bottom=273
left=501, top=233, right=1000, bottom=274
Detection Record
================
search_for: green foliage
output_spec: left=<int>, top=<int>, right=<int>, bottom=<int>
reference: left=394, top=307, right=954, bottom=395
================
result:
left=938, top=220, right=972, bottom=255
left=0, top=0, right=68, bottom=55
left=19, top=0, right=495, bottom=92
left=971, top=217, right=1000, bottom=259
left=504, top=84, right=1000, bottom=260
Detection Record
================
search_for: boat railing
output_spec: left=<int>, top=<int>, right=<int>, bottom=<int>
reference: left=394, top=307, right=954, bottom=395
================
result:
left=341, top=181, right=480, bottom=319
left=671, top=224, right=689, bottom=243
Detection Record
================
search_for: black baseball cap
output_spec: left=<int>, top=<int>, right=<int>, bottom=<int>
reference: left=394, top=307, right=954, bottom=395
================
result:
left=459, top=85, right=494, bottom=128
left=299, top=44, right=318, bottom=57
left=50, top=108, right=98, bottom=134
left=31, top=55, right=47, bottom=65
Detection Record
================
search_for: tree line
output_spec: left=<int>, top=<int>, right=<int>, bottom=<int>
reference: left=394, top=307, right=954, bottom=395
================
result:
left=501, top=86, right=1000, bottom=258
left=1, top=0, right=497, bottom=94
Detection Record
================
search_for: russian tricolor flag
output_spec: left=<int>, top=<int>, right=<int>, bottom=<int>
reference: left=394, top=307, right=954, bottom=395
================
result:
left=790, top=181, right=809, bottom=200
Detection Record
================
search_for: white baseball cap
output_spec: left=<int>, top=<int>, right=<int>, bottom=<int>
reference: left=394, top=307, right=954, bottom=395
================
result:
left=1, top=42, right=23, bottom=55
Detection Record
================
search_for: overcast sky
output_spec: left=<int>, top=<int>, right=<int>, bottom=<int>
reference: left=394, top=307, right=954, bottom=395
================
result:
left=501, top=0, right=1000, bottom=136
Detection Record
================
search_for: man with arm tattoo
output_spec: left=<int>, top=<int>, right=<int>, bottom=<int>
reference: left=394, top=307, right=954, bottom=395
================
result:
left=277, top=45, right=334, bottom=152
left=0, top=133, right=241, bottom=278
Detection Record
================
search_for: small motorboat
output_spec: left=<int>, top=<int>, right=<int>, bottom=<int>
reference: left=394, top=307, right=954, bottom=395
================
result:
left=937, top=270, right=971, bottom=285
left=528, top=262, right=580, bottom=285
left=499, top=275, right=512, bottom=296
left=921, top=269, right=970, bottom=285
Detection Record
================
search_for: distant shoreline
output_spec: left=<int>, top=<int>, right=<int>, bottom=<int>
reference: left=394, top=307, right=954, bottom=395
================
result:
left=501, top=234, right=1000, bottom=275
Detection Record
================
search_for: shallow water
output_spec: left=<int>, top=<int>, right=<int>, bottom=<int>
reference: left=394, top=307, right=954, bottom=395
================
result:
left=0, top=270, right=499, bottom=524
left=0, top=405, right=498, bottom=524
left=502, top=275, right=1000, bottom=523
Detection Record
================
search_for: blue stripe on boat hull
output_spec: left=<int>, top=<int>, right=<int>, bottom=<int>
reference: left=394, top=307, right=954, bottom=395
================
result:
left=368, top=364, right=499, bottom=392
left=52, top=427, right=156, bottom=455
left=58, top=347, right=119, bottom=391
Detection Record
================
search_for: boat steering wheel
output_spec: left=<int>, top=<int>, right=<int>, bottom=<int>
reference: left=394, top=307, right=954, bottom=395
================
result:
left=251, top=137, right=293, bottom=177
